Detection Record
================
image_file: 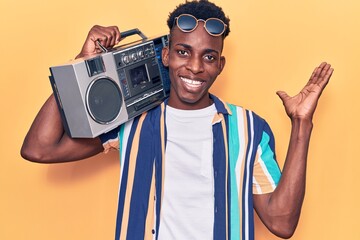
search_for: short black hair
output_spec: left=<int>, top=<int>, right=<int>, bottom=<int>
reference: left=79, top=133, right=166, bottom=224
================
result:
left=167, top=0, right=230, bottom=38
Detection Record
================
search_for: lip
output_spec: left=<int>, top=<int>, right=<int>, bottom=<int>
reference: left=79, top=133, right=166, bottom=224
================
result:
left=180, top=76, right=204, bottom=88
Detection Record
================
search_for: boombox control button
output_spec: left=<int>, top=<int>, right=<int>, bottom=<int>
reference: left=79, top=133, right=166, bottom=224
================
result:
left=122, top=55, right=130, bottom=64
left=130, top=53, right=138, bottom=62
left=144, top=47, right=154, bottom=57
left=138, top=50, right=144, bottom=59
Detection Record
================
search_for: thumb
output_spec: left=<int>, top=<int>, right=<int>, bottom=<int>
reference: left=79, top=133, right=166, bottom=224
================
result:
left=276, top=91, right=290, bottom=103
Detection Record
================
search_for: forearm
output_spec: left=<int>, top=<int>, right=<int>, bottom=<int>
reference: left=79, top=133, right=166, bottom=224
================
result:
left=255, top=118, right=313, bottom=238
left=272, top=118, right=312, bottom=214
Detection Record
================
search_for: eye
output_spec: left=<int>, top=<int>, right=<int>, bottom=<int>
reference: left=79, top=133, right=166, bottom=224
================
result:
left=204, top=54, right=216, bottom=62
left=177, top=49, right=189, bottom=56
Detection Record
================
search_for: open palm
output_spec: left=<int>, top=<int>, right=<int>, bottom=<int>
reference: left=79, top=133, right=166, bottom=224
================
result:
left=277, top=62, right=334, bottom=121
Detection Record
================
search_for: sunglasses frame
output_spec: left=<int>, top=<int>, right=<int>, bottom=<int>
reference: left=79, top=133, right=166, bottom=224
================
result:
left=175, top=13, right=227, bottom=37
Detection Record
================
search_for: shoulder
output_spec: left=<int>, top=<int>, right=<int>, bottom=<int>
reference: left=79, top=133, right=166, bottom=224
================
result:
left=226, top=102, right=265, bottom=122
left=225, top=102, right=273, bottom=135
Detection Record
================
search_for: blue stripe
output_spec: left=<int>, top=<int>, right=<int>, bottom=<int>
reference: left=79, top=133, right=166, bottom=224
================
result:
left=115, top=117, right=139, bottom=240
left=99, top=125, right=120, bottom=144
left=146, top=104, right=164, bottom=240
left=127, top=114, right=157, bottom=239
left=213, top=118, right=227, bottom=240
left=240, top=110, right=250, bottom=240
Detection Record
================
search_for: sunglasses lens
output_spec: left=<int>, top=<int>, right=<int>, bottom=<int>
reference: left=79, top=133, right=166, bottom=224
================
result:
left=177, top=15, right=197, bottom=31
left=206, top=19, right=225, bottom=35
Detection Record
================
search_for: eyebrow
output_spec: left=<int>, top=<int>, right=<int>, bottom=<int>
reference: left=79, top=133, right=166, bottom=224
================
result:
left=175, top=43, right=220, bottom=55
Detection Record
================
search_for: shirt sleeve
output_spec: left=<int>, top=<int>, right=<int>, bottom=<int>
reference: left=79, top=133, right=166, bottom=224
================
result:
left=252, top=121, right=281, bottom=194
left=99, top=126, right=121, bottom=153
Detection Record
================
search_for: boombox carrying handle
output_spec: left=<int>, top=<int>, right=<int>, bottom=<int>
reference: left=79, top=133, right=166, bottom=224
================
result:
left=121, top=28, right=148, bottom=40
left=97, top=28, right=148, bottom=53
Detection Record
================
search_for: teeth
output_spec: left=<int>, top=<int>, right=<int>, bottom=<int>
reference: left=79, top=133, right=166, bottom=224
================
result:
left=181, top=77, right=202, bottom=85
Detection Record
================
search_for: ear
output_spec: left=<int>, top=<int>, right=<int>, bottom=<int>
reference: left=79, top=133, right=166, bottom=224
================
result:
left=218, top=56, right=226, bottom=74
left=162, top=46, right=170, bottom=67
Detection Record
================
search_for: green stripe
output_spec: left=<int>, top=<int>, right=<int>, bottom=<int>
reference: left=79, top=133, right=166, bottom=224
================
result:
left=119, top=124, right=125, bottom=167
left=259, top=132, right=281, bottom=185
left=227, top=103, right=241, bottom=240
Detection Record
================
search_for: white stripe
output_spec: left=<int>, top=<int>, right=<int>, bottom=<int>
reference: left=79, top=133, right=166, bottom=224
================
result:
left=118, top=119, right=134, bottom=192
left=244, top=111, right=254, bottom=240
left=256, top=147, right=276, bottom=192
left=235, top=107, right=245, bottom=198
left=252, top=177, right=262, bottom=194
left=102, top=138, right=118, bottom=147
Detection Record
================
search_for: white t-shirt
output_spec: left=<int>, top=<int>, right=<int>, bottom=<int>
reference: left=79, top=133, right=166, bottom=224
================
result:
left=158, top=104, right=217, bottom=240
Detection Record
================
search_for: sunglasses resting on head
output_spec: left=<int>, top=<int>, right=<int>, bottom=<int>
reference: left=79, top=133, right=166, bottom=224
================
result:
left=174, top=14, right=227, bottom=37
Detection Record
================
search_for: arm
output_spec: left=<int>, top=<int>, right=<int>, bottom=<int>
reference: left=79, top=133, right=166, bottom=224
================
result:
left=253, top=62, right=334, bottom=238
left=21, top=25, right=121, bottom=163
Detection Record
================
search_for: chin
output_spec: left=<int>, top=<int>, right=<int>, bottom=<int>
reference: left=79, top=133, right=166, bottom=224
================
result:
left=177, top=95, right=211, bottom=109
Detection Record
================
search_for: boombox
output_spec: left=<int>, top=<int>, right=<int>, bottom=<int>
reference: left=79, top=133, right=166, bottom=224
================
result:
left=49, top=29, right=170, bottom=138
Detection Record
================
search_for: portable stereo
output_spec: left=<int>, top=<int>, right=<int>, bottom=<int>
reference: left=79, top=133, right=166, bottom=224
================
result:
left=49, top=29, right=170, bottom=138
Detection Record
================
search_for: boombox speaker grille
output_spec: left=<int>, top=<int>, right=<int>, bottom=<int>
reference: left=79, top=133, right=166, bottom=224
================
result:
left=86, top=77, right=122, bottom=124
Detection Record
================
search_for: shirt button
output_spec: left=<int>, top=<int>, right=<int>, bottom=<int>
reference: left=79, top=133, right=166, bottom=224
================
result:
left=214, top=171, right=218, bottom=177
left=152, top=229, right=155, bottom=234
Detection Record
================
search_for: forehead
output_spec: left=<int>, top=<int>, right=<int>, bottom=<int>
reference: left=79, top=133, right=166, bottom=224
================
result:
left=170, top=23, right=224, bottom=52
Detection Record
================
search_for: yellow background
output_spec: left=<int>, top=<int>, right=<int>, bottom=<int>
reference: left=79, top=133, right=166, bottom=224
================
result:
left=1, top=0, right=359, bottom=239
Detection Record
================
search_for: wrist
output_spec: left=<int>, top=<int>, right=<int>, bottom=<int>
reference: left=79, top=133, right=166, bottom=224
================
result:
left=291, top=117, right=313, bottom=139
left=75, top=53, right=85, bottom=59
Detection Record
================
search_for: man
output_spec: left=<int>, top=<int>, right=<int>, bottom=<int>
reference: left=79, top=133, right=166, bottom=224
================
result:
left=21, top=0, right=333, bottom=239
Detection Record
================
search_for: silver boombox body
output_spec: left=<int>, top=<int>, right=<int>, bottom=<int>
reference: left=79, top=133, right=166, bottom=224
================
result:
left=49, top=29, right=170, bottom=138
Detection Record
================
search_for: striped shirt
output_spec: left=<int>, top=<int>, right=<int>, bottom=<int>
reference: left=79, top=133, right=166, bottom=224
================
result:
left=100, top=94, right=281, bottom=240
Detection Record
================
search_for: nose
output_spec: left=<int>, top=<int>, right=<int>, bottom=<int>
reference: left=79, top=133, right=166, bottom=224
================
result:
left=186, top=54, right=204, bottom=74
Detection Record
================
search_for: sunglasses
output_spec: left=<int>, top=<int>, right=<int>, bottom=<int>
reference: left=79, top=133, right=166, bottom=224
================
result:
left=174, top=14, right=227, bottom=37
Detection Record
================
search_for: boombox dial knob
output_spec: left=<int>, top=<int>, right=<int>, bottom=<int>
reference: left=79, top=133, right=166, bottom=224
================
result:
left=122, top=55, right=130, bottom=64
left=138, top=50, right=144, bottom=59
left=130, top=53, right=138, bottom=62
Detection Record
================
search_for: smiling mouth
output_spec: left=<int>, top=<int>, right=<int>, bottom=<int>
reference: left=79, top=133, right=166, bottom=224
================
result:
left=180, top=77, right=204, bottom=87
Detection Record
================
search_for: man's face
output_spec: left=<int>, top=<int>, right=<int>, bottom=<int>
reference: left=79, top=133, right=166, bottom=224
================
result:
left=162, top=22, right=226, bottom=110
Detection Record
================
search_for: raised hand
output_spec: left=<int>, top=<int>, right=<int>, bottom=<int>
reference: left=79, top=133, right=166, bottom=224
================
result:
left=276, top=62, right=334, bottom=121
left=76, top=25, right=121, bottom=59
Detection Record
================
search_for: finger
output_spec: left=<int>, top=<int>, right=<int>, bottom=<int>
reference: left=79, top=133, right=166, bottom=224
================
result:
left=111, top=26, right=121, bottom=45
left=94, top=28, right=111, bottom=47
left=95, top=48, right=103, bottom=54
left=90, top=27, right=112, bottom=47
left=319, top=67, right=334, bottom=89
left=318, top=62, right=327, bottom=69
left=306, top=67, right=318, bottom=86
left=315, top=63, right=333, bottom=88
left=109, top=29, right=118, bottom=47
left=319, top=63, right=331, bottom=79
left=104, top=34, right=113, bottom=48
left=116, top=27, right=121, bottom=44
left=308, top=62, right=331, bottom=85
left=276, top=91, right=290, bottom=103
left=88, top=29, right=107, bottom=47
left=101, top=26, right=120, bottom=47
left=308, top=64, right=323, bottom=84
left=96, top=34, right=109, bottom=49
left=314, top=62, right=327, bottom=76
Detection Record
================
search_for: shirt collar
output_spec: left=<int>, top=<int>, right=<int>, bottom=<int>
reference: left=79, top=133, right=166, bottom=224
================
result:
left=163, top=94, right=232, bottom=116
left=209, top=93, right=232, bottom=116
